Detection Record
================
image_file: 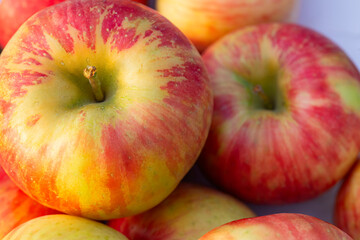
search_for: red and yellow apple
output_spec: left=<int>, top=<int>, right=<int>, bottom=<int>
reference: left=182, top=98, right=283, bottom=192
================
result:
left=108, top=182, right=256, bottom=240
left=334, top=158, right=360, bottom=239
left=0, top=167, right=59, bottom=238
left=0, top=0, right=67, bottom=48
left=3, top=214, right=129, bottom=240
left=199, top=213, right=352, bottom=239
left=0, top=0, right=212, bottom=220
left=200, top=23, right=360, bottom=204
left=156, top=0, right=298, bottom=52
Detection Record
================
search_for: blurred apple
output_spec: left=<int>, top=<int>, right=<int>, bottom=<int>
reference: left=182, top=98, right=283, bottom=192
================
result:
left=334, top=157, right=360, bottom=239
left=0, top=167, right=59, bottom=238
left=199, top=213, right=352, bottom=239
left=108, top=183, right=255, bottom=240
left=3, top=214, right=129, bottom=240
left=0, top=0, right=67, bottom=48
left=0, top=0, right=212, bottom=220
left=200, top=23, right=360, bottom=204
left=156, top=0, right=298, bottom=52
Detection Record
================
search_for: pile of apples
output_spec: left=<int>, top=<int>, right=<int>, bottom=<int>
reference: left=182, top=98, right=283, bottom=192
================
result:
left=0, top=0, right=359, bottom=239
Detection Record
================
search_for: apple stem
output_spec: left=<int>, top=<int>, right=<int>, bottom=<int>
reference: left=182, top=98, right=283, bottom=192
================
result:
left=253, top=84, right=273, bottom=110
left=83, top=65, right=104, bottom=102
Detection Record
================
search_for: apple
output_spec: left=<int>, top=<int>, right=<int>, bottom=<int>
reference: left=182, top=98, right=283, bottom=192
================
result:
left=334, top=157, right=360, bottom=239
left=3, top=214, right=129, bottom=240
left=0, top=0, right=67, bottom=48
left=0, top=0, right=213, bottom=220
left=108, top=182, right=256, bottom=240
left=0, top=167, right=59, bottom=238
left=199, top=213, right=352, bottom=239
left=199, top=23, right=360, bottom=204
left=156, top=0, right=298, bottom=52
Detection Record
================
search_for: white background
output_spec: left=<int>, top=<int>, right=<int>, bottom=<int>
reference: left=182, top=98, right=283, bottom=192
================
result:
left=297, top=0, right=360, bottom=69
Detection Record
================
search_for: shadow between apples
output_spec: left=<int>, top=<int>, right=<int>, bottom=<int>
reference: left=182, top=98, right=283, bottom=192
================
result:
left=182, top=162, right=343, bottom=224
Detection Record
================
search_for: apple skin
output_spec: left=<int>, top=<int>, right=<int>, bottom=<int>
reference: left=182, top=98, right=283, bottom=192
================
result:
left=199, top=23, right=360, bottom=204
left=3, top=214, right=129, bottom=240
left=133, top=0, right=147, bottom=4
left=156, top=0, right=297, bottom=52
left=334, top=158, right=360, bottom=239
left=199, top=213, right=352, bottom=240
left=0, top=0, right=67, bottom=48
left=0, top=0, right=148, bottom=48
left=0, top=167, right=59, bottom=238
left=107, top=182, right=256, bottom=240
left=0, top=0, right=213, bottom=220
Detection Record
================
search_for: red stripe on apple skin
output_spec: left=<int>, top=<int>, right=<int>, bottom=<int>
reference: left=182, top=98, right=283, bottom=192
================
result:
left=0, top=100, right=14, bottom=116
left=22, top=0, right=109, bottom=54
left=101, top=123, right=142, bottom=181
left=24, top=0, right=100, bottom=53
left=101, top=2, right=194, bottom=51
left=160, top=61, right=209, bottom=105
left=19, top=0, right=193, bottom=56
left=154, top=22, right=193, bottom=49
left=78, top=110, right=87, bottom=122
left=18, top=24, right=53, bottom=60
left=0, top=167, right=59, bottom=238
left=213, top=95, right=237, bottom=120
left=274, top=24, right=360, bottom=80
left=35, top=145, right=69, bottom=211
left=101, top=4, right=141, bottom=50
left=200, top=23, right=360, bottom=204
left=201, top=213, right=351, bottom=239
left=2, top=143, right=69, bottom=216
left=100, top=102, right=209, bottom=210
left=9, top=71, right=47, bottom=98
left=13, top=57, right=42, bottom=66
left=144, top=30, right=153, bottom=38
left=25, top=114, right=42, bottom=127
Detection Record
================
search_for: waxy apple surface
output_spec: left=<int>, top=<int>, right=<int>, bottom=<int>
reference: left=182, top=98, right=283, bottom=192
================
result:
left=0, top=0, right=212, bottom=220
left=334, top=158, right=360, bottom=239
left=108, top=183, right=256, bottom=240
left=0, top=167, right=59, bottom=238
left=156, top=0, right=297, bottom=52
left=200, top=23, right=360, bottom=204
left=0, top=0, right=148, bottom=49
left=3, top=214, right=129, bottom=240
left=199, top=213, right=352, bottom=240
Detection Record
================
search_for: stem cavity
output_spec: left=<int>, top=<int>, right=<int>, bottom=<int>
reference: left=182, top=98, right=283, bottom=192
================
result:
left=253, top=84, right=273, bottom=110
